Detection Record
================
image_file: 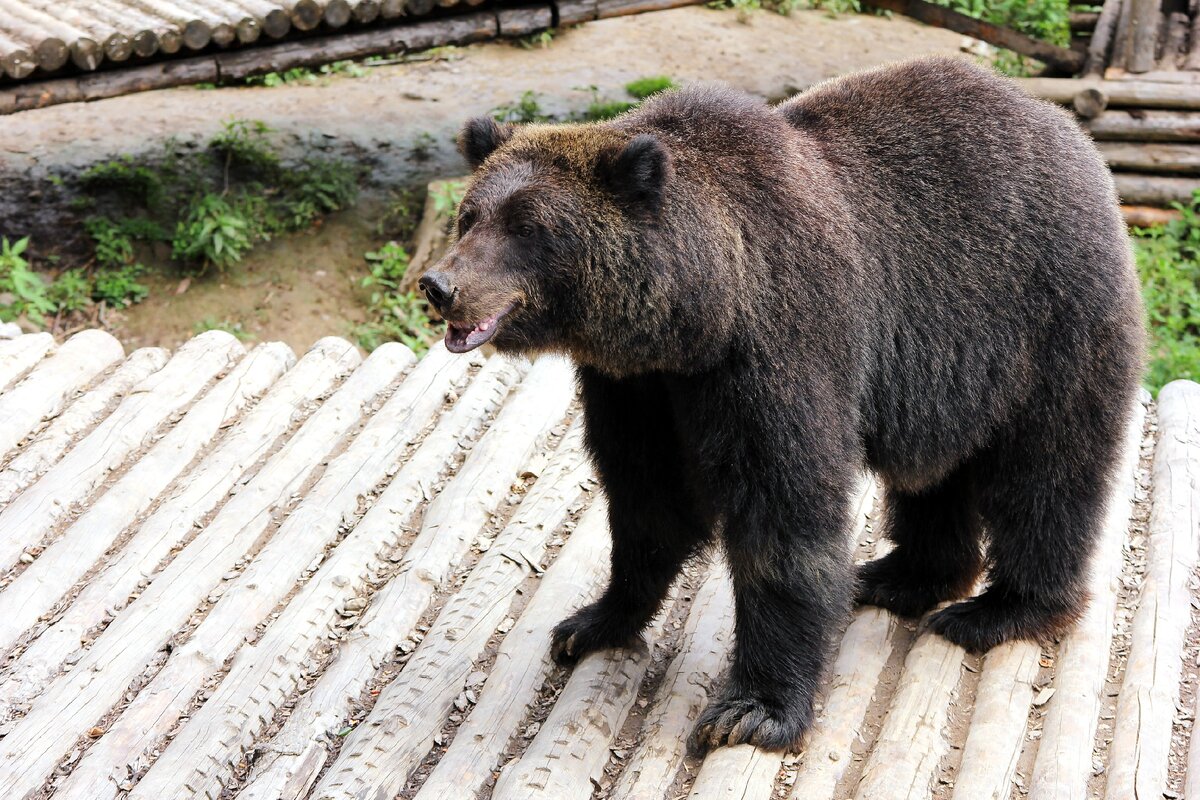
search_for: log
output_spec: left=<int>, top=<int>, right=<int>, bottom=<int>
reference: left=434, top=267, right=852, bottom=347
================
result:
left=1070, top=11, right=1099, bottom=32
left=1027, top=397, right=1146, bottom=800
left=1122, top=204, right=1183, bottom=225
left=0, top=331, right=243, bottom=574
left=124, top=0, right=212, bottom=50
left=0, top=30, right=37, bottom=79
left=353, top=0, right=381, bottom=22
left=0, top=339, right=359, bottom=723
left=381, top=0, right=406, bottom=18
left=1187, top=0, right=1200, bottom=70
left=1098, top=141, right=1200, bottom=173
left=1087, top=110, right=1200, bottom=142
left=559, top=0, right=599, bottom=23
left=0, top=344, right=293, bottom=660
left=238, top=357, right=529, bottom=800
left=1084, top=0, right=1123, bottom=76
left=1106, top=381, right=1200, bottom=800
left=0, top=1, right=102, bottom=70
left=406, top=0, right=438, bottom=15
left=302, top=359, right=578, bottom=800
left=860, top=0, right=1084, bottom=74
left=0, top=330, right=123, bottom=462
left=1123, top=0, right=1161, bottom=72
left=81, top=348, right=508, bottom=800
left=1159, top=11, right=1189, bottom=70
left=688, top=747, right=782, bottom=800
left=1019, top=77, right=1200, bottom=110
left=0, top=15, right=67, bottom=73
left=412, top=496, right=611, bottom=800
left=1104, top=66, right=1200, bottom=81
left=1072, top=85, right=1107, bottom=118
left=0, top=343, right=410, bottom=799
left=498, top=5, right=554, bottom=35
left=0, top=348, right=167, bottom=507
left=491, top=590, right=676, bottom=799
left=400, top=177, right=466, bottom=294
left=27, top=0, right=136, bottom=62
left=0, top=11, right=499, bottom=114
left=321, top=0, right=355, bottom=27
left=228, top=0, right=292, bottom=38
left=596, top=0, right=725, bottom=17
left=286, top=0, right=325, bottom=29
left=855, top=631, right=967, bottom=800
left=0, top=331, right=53, bottom=392
left=1112, top=173, right=1200, bottom=205
left=610, top=566, right=735, bottom=800
left=952, top=643, right=1042, bottom=800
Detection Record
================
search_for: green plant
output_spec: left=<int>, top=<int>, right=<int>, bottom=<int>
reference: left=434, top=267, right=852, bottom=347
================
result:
left=246, top=67, right=318, bottom=87
left=0, top=237, right=54, bottom=325
left=354, top=242, right=439, bottom=353
left=210, top=119, right=281, bottom=177
left=80, top=156, right=164, bottom=205
left=624, top=76, right=678, bottom=100
left=492, top=91, right=552, bottom=124
left=172, top=194, right=255, bottom=271
left=93, top=264, right=149, bottom=308
left=1132, top=194, right=1200, bottom=391
left=279, top=159, right=360, bottom=230
left=932, top=0, right=1070, bottom=75
left=46, top=269, right=93, bottom=314
left=85, top=216, right=136, bottom=269
left=578, top=85, right=637, bottom=121
left=431, top=180, right=466, bottom=218
left=518, top=30, right=555, bottom=49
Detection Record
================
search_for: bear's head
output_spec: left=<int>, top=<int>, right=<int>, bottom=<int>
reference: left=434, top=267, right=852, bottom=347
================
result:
left=419, top=112, right=739, bottom=378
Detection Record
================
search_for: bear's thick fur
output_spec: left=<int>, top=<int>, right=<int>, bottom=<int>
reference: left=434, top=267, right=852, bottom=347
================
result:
left=421, top=56, right=1145, bottom=753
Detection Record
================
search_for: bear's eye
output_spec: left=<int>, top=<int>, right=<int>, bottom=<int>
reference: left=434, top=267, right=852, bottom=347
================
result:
left=514, top=224, right=536, bottom=239
left=458, top=209, right=477, bottom=233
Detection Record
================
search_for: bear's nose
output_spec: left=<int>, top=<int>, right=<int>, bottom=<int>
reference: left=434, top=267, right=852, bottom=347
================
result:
left=418, top=270, right=456, bottom=314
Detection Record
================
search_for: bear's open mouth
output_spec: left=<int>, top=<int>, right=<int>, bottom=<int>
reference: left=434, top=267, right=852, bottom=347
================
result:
left=444, top=302, right=518, bottom=354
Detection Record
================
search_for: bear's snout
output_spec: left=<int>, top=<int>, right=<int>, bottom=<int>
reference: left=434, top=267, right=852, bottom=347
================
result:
left=418, top=270, right=457, bottom=316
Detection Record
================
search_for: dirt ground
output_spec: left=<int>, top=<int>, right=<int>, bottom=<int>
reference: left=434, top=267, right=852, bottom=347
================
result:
left=0, top=5, right=966, bottom=352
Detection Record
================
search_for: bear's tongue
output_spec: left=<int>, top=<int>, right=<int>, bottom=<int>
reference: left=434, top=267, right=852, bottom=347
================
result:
left=445, top=315, right=500, bottom=354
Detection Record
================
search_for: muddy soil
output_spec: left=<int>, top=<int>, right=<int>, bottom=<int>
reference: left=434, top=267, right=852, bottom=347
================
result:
left=0, top=5, right=965, bottom=352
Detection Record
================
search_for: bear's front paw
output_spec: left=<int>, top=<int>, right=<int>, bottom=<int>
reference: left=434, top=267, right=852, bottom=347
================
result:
left=549, top=602, right=643, bottom=666
left=687, top=689, right=809, bottom=754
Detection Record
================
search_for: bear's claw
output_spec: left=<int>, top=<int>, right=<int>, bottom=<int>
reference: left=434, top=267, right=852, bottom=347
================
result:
left=549, top=602, right=642, bottom=666
left=688, top=691, right=806, bottom=754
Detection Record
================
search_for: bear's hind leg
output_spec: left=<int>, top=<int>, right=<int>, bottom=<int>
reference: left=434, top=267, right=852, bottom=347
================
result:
left=927, top=412, right=1120, bottom=653
left=856, top=468, right=984, bottom=618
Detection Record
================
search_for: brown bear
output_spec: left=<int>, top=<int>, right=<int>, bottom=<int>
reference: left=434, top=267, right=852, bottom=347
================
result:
left=418, top=56, right=1145, bottom=753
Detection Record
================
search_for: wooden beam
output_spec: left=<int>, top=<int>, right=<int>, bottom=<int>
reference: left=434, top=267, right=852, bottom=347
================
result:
left=861, top=0, right=1084, bottom=73
left=1019, top=77, right=1200, bottom=110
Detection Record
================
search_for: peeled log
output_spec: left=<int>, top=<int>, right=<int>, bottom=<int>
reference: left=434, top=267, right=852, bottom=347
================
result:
left=1123, top=0, right=1161, bottom=72
left=1019, top=77, right=1200, bottom=110
left=0, top=30, right=36, bottom=80
left=123, top=0, right=212, bottom=50
left=1159, top=11, right=1189, bottom=70
left=1084, top=0, right=1123, bottom=75
left=1086, top=110, right=1200, bottom=142
left=1098, top=142, right=1200, bottom=174
left=1121, top=205, right=1182, bottom=226
left=1073, top=85, right=1108, bottom=118
left=1113, top=173, right=1200, bottom=205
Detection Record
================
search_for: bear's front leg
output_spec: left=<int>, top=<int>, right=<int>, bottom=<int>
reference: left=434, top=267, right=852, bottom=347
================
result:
left=689, top=476, right=855, bottom=753
left=550, top=368, right=714, bottom=665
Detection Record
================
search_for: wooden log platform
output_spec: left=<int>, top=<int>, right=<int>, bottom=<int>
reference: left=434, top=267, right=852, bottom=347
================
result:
left=0, top=330, right=1195, bottom=799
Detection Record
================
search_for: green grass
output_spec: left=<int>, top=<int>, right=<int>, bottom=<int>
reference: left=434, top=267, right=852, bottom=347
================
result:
left=353, top=242, right=439, bottom=353
left=1132, top=194, right=1200, bottom=392
left=2, top=117, right=361, bottom=331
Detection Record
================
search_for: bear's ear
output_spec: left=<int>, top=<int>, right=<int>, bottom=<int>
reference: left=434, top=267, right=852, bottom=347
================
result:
left=458, top=117, right=514, bottom=170
left=598, top=134, right=671, bottom=215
